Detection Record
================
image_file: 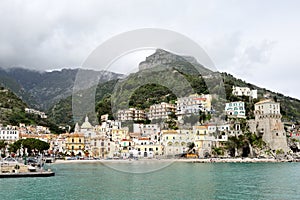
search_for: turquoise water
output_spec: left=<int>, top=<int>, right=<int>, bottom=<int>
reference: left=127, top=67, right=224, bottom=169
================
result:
left=1, top=162, right=300, bottom=200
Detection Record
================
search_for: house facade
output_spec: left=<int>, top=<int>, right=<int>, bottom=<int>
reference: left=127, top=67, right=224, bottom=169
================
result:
left=225, top=101, right=246, bottom=118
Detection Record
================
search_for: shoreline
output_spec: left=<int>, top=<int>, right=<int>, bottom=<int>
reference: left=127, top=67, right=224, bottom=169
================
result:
left=52, top=157, right=298, bottom=164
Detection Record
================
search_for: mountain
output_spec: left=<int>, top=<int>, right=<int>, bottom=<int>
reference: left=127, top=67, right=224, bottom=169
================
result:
left=0, top=86, right=27, bottom=125
left=0, top=86, right=63, bottom=133
left=139, top=48, right=212, bottom=75
left=0, top=68, right=123, bottom=110
left=11, top=49, right=300, bottom=126
left=47, top=79, right=119, bottom=126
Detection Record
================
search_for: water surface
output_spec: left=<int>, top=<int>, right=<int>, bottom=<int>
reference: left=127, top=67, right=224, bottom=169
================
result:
left=0, top=162, right=299, bottom=200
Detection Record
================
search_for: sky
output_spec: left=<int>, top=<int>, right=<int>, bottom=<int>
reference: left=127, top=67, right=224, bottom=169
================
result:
left=0, top=0, right=300, bottom=99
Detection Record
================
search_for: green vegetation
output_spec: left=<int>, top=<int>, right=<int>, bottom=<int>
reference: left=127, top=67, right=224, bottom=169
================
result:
left=187, top=142, right=196, bottom=153
left=9, top=138, right=50, bottom=155
left=0, top=86, right=63, bottom=134
left=0, top=140, right=8, bottom=157
left=129, top=84, right=176, bottom=109
left=212, top=147, right=224, bottom=157
left=96, top=95, right=114, bottom=121
left=46, top=50, right=300, bottom=126
left=276, top=149, right=284, bottom=155
left=225, top=131, right=266, bottom=157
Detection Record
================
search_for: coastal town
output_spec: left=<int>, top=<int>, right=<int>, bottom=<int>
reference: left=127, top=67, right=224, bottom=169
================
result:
left=1, top=85, right=299, bottom=161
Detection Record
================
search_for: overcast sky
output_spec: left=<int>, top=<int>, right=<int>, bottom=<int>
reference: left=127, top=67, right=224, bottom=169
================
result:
left=0, top=0, right=299, bottom=99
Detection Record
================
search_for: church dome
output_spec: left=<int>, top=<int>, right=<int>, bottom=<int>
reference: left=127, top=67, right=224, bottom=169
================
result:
left=81, top=115, right=93, bottom=129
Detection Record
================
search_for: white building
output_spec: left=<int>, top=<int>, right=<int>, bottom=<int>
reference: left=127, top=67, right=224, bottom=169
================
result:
left=225, top=101, right=246, bottom=118
left=176, top=94, right=212, bottom=120
left=0, top=125, right=19, bottom=141
left=207, top=123, right=230, bottom=134
left=254, top=99, right=280, bottom=116
left=25, top=108, right=47, bottom=118
left=148, top=102, right=176, bottom=120
left=232, top=86, right=257, bottom=99
left=52, top=134, right=67, bottom=154
left=132, top=138, right=163, bottom=158
left=117, top=108, right=146, bottom=121
left=133, top=124, right=160, bottom=137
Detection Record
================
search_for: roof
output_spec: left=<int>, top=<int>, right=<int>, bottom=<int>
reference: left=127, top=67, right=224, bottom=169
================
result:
left=139, top=137, right=150, bottom=140
left=161, top=130, right=178, bottom=134
left=193, top=98, right=207, bottom=101
left=255, top=99, right=275, bottom=105
left=194, top=125, right=208, bottom=129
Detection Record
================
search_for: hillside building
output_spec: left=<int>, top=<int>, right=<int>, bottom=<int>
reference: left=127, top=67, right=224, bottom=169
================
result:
left=225, top=101, right=246, bottom=118
left=232, top=86, right=257, bottom=99
left=176, top=94, right=212, bottom=120
left=248, top=99, right=289, bottom=152
left=117, top=108, right=146, bottom=121
left=147, top=102, right=176, bottom=120
left=0, top=125, right=19, bottom=142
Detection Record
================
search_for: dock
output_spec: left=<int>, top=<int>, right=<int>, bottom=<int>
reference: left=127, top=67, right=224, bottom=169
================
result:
left=0, top=171, right=55, bottom=178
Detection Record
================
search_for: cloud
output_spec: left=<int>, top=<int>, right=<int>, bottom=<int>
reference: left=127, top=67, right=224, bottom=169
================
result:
left=0, top=0, right=299, bottom=98
left=242, top=40, right=276, bottom=65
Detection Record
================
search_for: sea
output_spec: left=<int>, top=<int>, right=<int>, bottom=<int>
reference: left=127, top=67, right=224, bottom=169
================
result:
left=1, top=162, right=300, bottom=200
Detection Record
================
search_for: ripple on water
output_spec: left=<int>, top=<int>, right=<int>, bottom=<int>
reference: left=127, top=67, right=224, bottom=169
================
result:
left=1, top=162, right=300, bottom=200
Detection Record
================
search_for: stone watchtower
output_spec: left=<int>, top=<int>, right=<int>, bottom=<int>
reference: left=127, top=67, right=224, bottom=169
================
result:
left=251, top=99, right=289, bottom=152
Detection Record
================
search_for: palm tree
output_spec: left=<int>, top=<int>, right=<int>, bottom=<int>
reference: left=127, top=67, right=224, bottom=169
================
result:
left=187, top=142, right=195, bottom=154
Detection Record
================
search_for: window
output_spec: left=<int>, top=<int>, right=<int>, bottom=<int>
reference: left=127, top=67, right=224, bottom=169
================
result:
left=79, top=146, right=81, bottom=149
left=72, top=146, right=74, bottom=150
left=72, top=139, right=74, bottom=143
left=79, top=139, right=81, bottom=143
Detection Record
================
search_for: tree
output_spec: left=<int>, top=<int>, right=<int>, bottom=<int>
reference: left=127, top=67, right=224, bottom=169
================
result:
left=212, top=147, right=224, bottom=157
left=9, top=138, right=50, bottom=156
left=0, top=140, right=8, bottom=157
left=187, top=142, right=195, bottom=154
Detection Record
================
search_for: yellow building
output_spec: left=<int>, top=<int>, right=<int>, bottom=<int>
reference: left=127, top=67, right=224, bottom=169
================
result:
left=111, top=128, right=128, bottom=142
left=90, top=136, right=119, bottom=158
left=65, top=133, right=85, bottom=156
left=193, top=126, right=213, bottom=157
left=161, top=130, right=192, bottom=156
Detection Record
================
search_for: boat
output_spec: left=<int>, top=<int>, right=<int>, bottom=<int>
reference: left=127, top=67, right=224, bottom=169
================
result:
left=0, top=156, right=55, bottom=178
